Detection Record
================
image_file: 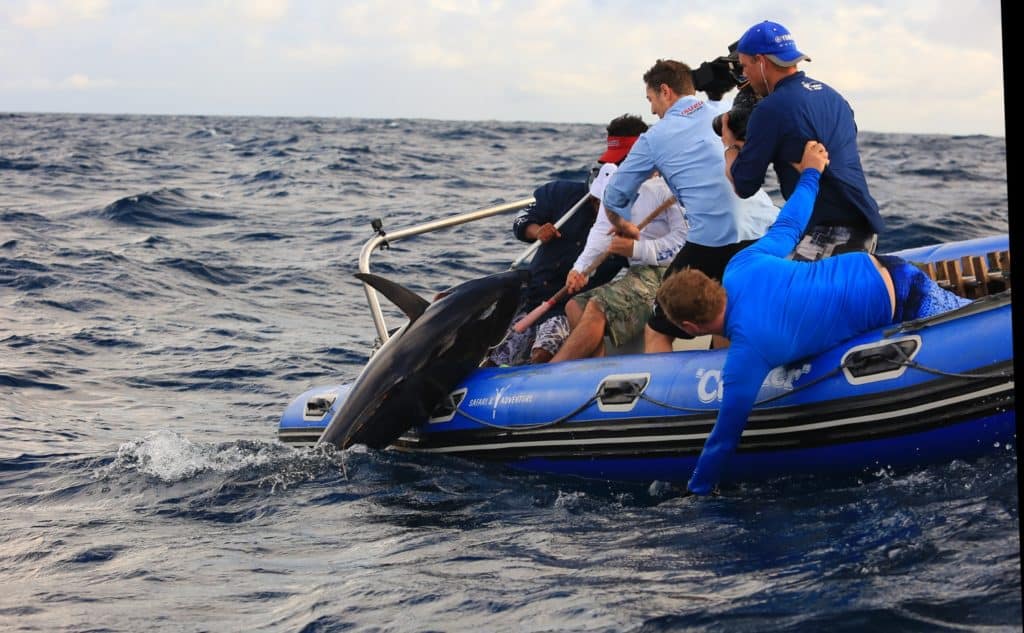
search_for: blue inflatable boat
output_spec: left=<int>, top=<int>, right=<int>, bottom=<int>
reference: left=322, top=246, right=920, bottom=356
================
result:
left=279, top=216, right=1014, bottom=486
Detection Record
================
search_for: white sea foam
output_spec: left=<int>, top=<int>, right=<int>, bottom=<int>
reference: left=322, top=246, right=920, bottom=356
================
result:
left=103, top=429, right=278, bottom=482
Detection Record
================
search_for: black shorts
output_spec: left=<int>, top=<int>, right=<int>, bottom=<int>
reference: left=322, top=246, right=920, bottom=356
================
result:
left=648, top=240, right=757, bottom=338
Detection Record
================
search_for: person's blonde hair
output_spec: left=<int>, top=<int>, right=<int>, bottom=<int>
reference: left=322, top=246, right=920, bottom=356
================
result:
left=656, top=268, right=726, bottom=326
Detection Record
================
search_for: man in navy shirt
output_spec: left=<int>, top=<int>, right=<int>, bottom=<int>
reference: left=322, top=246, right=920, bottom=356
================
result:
left=722, top=21, right=884, bottom=261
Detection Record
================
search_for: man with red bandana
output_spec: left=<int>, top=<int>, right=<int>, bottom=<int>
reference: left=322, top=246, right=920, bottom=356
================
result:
left=484, top=114, right=647, bottom=366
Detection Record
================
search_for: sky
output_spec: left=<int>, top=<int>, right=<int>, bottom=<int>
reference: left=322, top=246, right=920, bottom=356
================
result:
left=0, top=0, right=1006, bottom=137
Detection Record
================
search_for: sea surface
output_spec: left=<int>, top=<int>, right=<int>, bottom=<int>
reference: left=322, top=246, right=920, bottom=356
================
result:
left=0, top=112, right=1018, bottom=632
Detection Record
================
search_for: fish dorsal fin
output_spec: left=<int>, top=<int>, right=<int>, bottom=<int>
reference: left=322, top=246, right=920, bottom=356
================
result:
left=354, top=272, right=430, bottom=321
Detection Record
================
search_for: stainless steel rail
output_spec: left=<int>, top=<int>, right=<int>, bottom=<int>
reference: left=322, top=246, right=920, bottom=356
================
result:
left=357, top=197, right=536, bottom=343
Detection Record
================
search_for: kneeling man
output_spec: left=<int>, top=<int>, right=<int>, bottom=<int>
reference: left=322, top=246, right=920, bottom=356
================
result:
left=551, top=163, right=687, bottom=362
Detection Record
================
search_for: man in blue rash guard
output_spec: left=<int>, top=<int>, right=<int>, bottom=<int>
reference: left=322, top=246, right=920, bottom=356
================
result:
left=722, top=21, right=884, bottom=261
left=656, top=140, right=971, bottom=495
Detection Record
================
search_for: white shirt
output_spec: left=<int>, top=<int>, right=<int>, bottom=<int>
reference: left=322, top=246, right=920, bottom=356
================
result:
left=573, top=176, right=687, bottom=273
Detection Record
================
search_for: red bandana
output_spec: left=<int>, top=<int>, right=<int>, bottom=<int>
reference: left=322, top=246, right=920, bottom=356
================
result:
left=599, top=135, right=640, bottom=164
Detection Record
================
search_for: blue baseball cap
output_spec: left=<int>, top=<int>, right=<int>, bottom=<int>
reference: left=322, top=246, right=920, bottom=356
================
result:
left=736, top=21, right=810, bottom=66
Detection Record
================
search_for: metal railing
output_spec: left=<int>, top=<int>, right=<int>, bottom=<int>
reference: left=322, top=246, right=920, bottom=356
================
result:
left=357, top=197, right=536, bottom=343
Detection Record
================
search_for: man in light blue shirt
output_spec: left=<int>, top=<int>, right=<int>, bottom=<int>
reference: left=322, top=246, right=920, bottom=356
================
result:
left=603, top=59, right=779, bottom=353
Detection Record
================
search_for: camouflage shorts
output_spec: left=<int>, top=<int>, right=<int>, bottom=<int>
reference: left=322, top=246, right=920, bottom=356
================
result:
left=485, top=311, right=570, bottom=366
left=573, top=265, right=666, bottom=346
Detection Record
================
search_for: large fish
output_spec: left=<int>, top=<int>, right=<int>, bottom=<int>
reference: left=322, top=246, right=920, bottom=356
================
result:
left=317, top=268, right=529, bottom=449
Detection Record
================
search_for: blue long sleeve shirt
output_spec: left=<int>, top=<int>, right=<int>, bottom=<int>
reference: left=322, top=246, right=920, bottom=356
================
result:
left=687, top=168, right=893, bottom=494
left=729, top=72, right=884, bottom=235
left=603, top=96, right=778, bottom=247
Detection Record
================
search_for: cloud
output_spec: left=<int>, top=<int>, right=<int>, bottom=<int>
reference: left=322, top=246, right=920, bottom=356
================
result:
left=237, top=0, right=289, bottom=22
left=0, top=0, right=1004, bottom=136
left=143, top=1, right=289, bottom=31
left=10, top=0, right=110, bottom=29
left=283, top=41, right=350, bottom=66
left=1, top=73, right=114, bottom=91
left=62, top=73, right=114, bottom=89
left=11, top=1, right=60, bottom=28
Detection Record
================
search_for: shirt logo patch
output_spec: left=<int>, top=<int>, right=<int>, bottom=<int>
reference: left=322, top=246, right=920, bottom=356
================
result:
left=679, top=101, right=705, bottom=116
left=801, top=80, right=823, bottom=92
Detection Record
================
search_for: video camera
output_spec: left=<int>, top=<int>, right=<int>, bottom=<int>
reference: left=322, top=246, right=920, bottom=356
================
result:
left=711, top=84, right=758, bottom=141
left=692, top=41, right=761, bottom=142
left=691, top=41, right=746, bottom=99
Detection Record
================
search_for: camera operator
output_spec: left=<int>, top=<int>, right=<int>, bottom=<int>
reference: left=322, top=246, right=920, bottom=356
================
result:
left=723, top=20, right=884, bottom=261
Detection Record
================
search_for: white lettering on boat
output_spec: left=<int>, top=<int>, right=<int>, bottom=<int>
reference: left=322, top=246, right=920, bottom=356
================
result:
left=766, top=363, right=811, bottom=390
left=696, top=368, right=723, bottom=403
left=466, top=387, right=537, bottom=411
left=696, top=363, right=812, bottom=403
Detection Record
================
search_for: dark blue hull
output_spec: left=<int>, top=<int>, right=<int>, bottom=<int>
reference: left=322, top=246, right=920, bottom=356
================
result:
left=502, top=410, right=1015, bottom=484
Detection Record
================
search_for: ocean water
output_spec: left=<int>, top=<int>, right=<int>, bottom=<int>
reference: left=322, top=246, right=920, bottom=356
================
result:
left=0, top=112, right=1017, bottom=632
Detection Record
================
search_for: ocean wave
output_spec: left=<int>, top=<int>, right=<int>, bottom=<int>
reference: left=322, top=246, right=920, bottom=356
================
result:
left=37, top=297, right=109, bottom=313
left=137, top=234, right=169, bottom=247
left=0, top=333, right=91, bottom=360
left=0, top=257, right=61, bottom=290
left=209, top=311, right=263, bottom=323
left=2, top=334, right=36, bottom=349
left=325, top=157, right=361, bottom=169
left=0, top=156, right=40, bottom=171
left=96, top=431, right=343, bottom=500
left=95, top=188, right=237, bottom=227
left=546, top=167, right=591, bottom=180
left=262, top=134, right=300, bottom=148
left=122, top=364, right=276, bottom=392
left=0, top=211, right=51, bottom=225
left=249, top=169, right=286, bottom=182
left=0, top=369, right=68, bottom=390
left=187, top=127, right=231, bottom=139
left=900, top=166, right=978, bottom=180
left=100, top=431, right=288, bottom=483
left=230, top=231, right=290, bottom=242
left=154, top=257, right=253, bottom=285
left=71, top=328, right=143, bottom=349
